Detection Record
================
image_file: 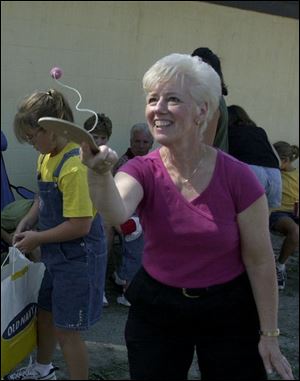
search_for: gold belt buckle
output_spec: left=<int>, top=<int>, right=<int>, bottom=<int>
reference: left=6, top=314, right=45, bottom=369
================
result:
left=182, top=288, right=201, bottom=298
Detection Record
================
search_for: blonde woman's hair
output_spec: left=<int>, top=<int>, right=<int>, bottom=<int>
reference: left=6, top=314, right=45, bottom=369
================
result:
left=143, top=53, right=221, bottom=124
left=14, top=89, right=73, bottom=143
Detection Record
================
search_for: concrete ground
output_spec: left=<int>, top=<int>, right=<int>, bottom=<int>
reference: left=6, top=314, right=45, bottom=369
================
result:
left=6, top=234, right=299, bottom=380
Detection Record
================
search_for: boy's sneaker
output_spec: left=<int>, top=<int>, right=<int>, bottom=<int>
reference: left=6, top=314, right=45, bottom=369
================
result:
left=103, top=293, right=109, bottom=307
left=109, top=272, right=126, bottom=294
left=117, top=294, right=131, bottom=307
left=111, top=271, right=126, bottom=286
left=276, top=265, right=287, bottom=290
left=4, top=362, right=58, bottom=380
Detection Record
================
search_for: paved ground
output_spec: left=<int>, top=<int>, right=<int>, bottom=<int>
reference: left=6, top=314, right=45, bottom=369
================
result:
left=8, top=234, right=299, bottom=380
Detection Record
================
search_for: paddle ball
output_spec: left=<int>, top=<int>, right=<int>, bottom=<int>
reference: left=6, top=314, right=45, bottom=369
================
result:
left=50, top=67, right=63, bottom=80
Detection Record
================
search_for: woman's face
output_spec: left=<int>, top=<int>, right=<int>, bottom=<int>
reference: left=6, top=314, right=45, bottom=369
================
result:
left=145, top=78, right=206, bottom=147
left=130, top=131, right=153, bottom=156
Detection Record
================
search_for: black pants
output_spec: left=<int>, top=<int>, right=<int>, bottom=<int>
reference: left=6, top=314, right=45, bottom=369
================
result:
left=125, top=268, right=267, bottom=380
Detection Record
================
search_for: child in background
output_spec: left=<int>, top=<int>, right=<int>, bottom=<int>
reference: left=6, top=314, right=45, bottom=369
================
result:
left=5, top=89, right=107, bottom=380
left=270, top=141, right=299, bottom=290
left=110, top=123, right=153, bottom=307
left=84, top=112, right=112, bottom=306
left=83, top=112, right=112, bottom=147
left=112, top=214, right=144, bottom=307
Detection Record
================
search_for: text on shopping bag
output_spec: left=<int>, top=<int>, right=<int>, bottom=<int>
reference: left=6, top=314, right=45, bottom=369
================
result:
left=2, top=303, right=37, bottom=339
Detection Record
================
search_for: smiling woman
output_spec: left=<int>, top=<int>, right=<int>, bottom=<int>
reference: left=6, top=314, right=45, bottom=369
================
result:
left=80, top=53, right=294, bottom=380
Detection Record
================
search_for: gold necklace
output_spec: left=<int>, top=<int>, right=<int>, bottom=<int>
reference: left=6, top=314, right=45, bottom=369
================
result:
left=163, top=148, right=205, bottom=184
left=181, top=159, right=203, bottom=183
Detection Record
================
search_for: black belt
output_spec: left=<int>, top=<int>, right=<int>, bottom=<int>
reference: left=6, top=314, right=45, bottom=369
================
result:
left=181, top=272, right=247, bottom=298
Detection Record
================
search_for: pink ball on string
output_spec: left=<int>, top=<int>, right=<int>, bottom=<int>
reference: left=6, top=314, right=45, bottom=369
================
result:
left=50, top=67, right=63, bottom=80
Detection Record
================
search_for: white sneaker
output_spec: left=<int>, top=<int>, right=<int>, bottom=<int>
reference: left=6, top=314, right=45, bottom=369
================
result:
left=112, top=271, right=126, bottom=286
left=4, top=360, right=58, bottom=380
left=117, top=294, right=131, bottom=307
left=103, top=293, right=109, bottom=307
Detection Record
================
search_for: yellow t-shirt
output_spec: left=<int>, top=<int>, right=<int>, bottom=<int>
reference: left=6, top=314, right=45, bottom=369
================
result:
left=276, top=169, right=299, bottom=212
left=37, top=142, right=95, bottom=218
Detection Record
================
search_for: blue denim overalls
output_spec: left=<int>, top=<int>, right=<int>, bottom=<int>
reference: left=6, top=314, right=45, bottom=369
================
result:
left=37, top=148, right=107, bottom=330
left=118, top=232, right=144, bottom=283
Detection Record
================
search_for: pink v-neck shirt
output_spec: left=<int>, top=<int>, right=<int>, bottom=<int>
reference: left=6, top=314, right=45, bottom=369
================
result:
left=119, top=149, right=265, bottom=288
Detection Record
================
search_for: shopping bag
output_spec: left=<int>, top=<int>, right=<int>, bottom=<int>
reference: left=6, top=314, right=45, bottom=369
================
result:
left=1, top=246, right=45, bottom=377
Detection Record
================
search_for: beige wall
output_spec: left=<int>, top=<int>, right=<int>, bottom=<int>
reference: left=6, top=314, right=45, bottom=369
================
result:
left=1, top=1, right=299, bottom=191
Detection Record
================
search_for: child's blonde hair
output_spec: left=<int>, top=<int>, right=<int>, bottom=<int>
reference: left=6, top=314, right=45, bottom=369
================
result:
left=14, top=89, right=73, bottom=143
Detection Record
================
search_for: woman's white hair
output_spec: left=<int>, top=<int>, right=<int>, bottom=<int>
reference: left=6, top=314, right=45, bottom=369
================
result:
left=143, top=53, right=221, bottom=122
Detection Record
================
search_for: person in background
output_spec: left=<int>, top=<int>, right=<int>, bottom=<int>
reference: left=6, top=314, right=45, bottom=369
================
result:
left=83, top=112, right=112, bottom=147
left=81, top=53, right=293, bottom=380
left=0, top=130, right=38, bottom=262
left=1, top=131, right=15, bottom=210
left=227, top=104, right=282, bottom=210
left=5, top=89, right=107, bottom=381
left=111, top=123, right=153, bottom=307
left=84, top=112, right=113, bottom=307
left=269, top=141, right=299, bottom=290
left=192, top=47, right=229, bottom=152
left=1, top=198, right=35, bottom=262
left=112, top=122, right=154, bottom=174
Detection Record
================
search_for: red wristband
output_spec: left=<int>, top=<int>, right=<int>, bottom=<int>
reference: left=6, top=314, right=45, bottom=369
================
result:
left=120, top=219, right=136, bottom=235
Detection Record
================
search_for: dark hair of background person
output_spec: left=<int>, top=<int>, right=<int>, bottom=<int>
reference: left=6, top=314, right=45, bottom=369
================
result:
left=84, top=113, right=113, bottom=138
left=227, top=105, right=257, bottom=128
left=273, top=141, right=299, bottom=162
left=191, top=47, right=228, bottom=96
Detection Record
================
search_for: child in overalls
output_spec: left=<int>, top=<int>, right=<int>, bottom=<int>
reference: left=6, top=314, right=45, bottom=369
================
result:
left=84, top=112, right=113, bottom=306
left=5, top=89, right=107, bottom=380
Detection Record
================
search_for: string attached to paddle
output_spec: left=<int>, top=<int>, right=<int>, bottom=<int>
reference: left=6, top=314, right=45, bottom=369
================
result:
left=49, top=67, right=98, bottom=133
